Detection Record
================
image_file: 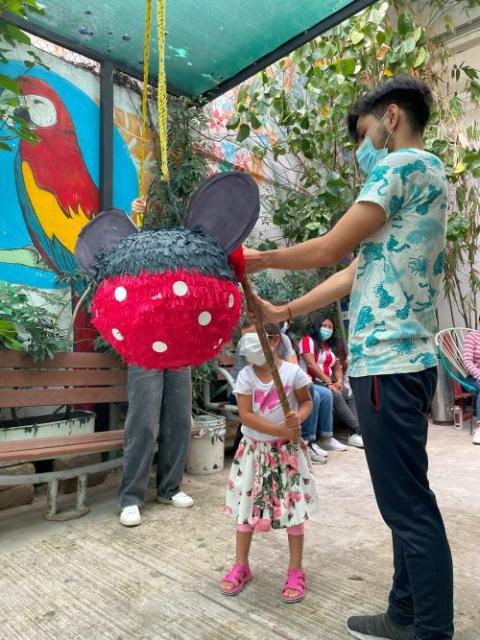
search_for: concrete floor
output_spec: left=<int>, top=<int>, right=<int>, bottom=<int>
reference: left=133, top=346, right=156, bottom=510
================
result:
left=0, top=423, right=478, bottom=640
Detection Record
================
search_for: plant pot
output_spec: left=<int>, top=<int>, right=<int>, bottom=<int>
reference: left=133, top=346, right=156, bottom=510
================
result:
left=0, top=410, right=96, bottom=441
left=186, top=414, right=226, bottom=475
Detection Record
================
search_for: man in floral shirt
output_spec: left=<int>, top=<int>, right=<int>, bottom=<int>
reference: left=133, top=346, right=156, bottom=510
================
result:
left=246, top=76, right=453, bottom=640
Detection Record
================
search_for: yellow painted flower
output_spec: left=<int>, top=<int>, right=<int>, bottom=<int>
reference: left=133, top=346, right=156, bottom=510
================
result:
left=321, top=105, right=330, bottom=117
left=384, top=67, right=394, bottom=77
left=454, top=161, right=465, bottom=175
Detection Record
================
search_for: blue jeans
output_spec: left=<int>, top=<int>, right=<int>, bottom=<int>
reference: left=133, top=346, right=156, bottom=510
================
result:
left=465, top=377, right=480, bottom=417
left=301, top=384, right=333, bottom=442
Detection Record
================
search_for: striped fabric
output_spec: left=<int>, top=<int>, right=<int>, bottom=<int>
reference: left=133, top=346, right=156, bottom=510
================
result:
left=463, top=331, right=480, bottom=380
left=298, top=336, right=336, bottom=378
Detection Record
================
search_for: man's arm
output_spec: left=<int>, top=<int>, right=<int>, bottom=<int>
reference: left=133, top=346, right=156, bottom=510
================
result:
left=246, top=202, right=385, bottom=273
left=254, top=258, right=358, bottom=323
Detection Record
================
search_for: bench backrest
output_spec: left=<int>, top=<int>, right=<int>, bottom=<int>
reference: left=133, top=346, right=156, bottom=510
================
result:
left=0, top=352, right=128, bottom=409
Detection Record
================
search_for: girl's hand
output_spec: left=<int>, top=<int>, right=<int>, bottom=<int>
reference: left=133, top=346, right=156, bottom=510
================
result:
left=285, top=411, right=300, bottom=430
left=279, top=420, right=301, bottom=443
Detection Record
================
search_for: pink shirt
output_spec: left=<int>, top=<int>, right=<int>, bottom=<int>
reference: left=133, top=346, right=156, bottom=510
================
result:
left=463, top=331, right=480, bottom=380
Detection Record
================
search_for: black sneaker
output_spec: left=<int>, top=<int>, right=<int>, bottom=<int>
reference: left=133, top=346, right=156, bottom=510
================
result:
left=346, top=612, right=413, bottom=640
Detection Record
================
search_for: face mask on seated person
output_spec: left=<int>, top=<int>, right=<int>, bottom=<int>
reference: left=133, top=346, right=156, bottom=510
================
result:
left=242, top=333, right=267, bottom=367
left=319, top=327, right=333, bottom=341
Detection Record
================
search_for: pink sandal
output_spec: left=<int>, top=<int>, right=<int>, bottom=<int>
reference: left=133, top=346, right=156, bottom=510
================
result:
left=281, top=569, right=306, bottom=603
left=220, top=563, right=252, bottom=596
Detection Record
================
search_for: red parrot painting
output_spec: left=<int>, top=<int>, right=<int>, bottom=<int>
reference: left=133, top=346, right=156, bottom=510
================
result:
left=14, top=77, right=99, bottom=276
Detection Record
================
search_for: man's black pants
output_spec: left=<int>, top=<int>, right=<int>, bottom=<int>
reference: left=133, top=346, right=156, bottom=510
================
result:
left=350, top=368, right=454, bottom=640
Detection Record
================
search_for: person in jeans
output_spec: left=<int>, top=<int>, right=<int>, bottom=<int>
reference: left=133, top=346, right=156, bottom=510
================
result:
left=299, top=315, right=364, bottom=450
left=118, top=198, right=194, bottom=527
left=118, top=366, right=194, bottom=526
left=245, top=76, right=453, bottom=640
left=300, top=382, right=333, bottom=464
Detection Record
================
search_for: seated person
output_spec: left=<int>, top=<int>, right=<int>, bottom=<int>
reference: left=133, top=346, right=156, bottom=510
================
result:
left=462, top=325, right=480, bottom=445
left=298, top=314, right=364, bottom=450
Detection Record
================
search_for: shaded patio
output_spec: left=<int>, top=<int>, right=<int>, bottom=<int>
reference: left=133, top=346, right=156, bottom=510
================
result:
left=0, top=424, right=478, bottom=640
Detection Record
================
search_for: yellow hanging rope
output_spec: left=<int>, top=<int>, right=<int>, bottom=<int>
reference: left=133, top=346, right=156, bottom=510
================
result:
left=157, top=0, right=169, bottom=183
left=139, top=0, right=152, bottom=205
left=138, top=0, right=169, bottom=226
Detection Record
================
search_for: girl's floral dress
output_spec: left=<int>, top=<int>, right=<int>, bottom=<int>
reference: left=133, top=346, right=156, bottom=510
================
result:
left=225, top=435, right=319, bottom=531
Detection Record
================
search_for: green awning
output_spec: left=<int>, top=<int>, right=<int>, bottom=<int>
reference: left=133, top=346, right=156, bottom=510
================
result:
left=5, top=0, right=376, bottom=99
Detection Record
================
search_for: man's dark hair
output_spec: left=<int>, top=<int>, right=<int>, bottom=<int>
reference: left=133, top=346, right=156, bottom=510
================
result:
left=347, top=75, right=434, bottom=142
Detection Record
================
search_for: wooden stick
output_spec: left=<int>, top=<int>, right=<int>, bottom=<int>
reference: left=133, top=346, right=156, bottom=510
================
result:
left=241, top=276, right=291, bottom=417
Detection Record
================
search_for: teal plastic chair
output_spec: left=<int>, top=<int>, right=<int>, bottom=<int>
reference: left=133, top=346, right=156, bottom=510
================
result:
left=435, top=327, right=478, bottom=395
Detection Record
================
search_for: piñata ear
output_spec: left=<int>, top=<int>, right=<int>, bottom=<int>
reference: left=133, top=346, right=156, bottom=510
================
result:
left=75, top=209, right=138, bottom=276
left=184, top=171, right=259, bottom=254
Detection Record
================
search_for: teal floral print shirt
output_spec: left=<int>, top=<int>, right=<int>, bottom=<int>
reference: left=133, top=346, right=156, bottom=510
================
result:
left=348, top=148, right=447, bottom=377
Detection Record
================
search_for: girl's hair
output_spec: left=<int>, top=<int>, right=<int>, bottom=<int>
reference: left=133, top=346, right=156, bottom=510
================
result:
left=312, top=314, right=338, bottom=353
left=241, top=318, right=255, bottom=329
left=264, top=322, right=281, bottom=337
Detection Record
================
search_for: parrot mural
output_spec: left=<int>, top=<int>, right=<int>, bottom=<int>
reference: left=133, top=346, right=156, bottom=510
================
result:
left=14, top=76, right=99, bottom=276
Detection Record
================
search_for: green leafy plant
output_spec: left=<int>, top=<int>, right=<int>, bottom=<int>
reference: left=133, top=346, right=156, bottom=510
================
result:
left=229, top=0, right=480, bottom=327
left=191, top=360, right=218, bottom=415
left=143, top=96, right=208, bottom=229
left=0, top=0, right=48, bottom=150
left=0, top=282, right=67, bottom=360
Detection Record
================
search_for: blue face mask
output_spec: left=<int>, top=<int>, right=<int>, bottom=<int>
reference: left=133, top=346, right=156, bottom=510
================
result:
left=319, top=327, right=333, bottom=341
left=356, top=136, right=388, bottom=176
left=355, top=112, right=392, bottom=176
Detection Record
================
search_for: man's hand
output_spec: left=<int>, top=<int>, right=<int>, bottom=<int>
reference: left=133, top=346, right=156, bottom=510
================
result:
left=247, top=293, right=288, bottom=324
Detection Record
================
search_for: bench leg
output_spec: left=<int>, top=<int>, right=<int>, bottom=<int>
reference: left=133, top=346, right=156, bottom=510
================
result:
left=76, top=474, right=88, bottom=511
left=46, top=478, right=59, bottom=519
left=45, top=475, right=90, bottom=521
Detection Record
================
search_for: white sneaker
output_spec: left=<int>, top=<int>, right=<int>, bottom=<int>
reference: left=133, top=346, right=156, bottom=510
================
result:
left=348, top=433, right=364, bottom=449
left=319, top=437, right=348, bottom=452
left=310, top=441, right=329, bottom=458
left=473, top=427, right=480, bottom=445
left=120, top=505, right=141, bottom=527
left=157, top=491, right=194, bottom=508
left=307, top=442, right=328, bottom=464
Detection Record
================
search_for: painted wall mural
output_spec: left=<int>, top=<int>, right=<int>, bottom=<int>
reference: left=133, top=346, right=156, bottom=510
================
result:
left=0, top=61, right=138, bottom=290
left=0, top=45, right=288, bottom=293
